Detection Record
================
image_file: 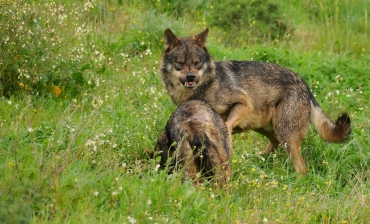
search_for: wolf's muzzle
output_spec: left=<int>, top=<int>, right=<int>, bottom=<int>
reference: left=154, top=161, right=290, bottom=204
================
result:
left=184, top=73, right=197, bottom=88
left=186, top=73, right=196, bottom=82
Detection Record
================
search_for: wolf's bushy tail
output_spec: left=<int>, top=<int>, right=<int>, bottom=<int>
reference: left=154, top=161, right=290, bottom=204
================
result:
left=310, top=101, right=351, bottom=143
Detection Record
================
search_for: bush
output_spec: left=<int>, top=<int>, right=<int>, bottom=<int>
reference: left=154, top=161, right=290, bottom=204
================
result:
left=208, top=0, right=292, bottom=45
left=146, top=0, right=208, bottom=19
left=0, top=0, right=105, bottom=98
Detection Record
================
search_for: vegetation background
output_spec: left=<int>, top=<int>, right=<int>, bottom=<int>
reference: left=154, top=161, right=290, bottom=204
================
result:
left=0, top=0, right=369, bottom=223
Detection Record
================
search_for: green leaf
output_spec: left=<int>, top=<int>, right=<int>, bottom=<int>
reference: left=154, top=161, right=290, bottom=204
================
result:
left=81, top=63, right=92, bottom=71
left=72, top=72, right=85, bottom=85
left=97, top=65, right=106, bottom=74
left=40, top=74, right=49, bottom=83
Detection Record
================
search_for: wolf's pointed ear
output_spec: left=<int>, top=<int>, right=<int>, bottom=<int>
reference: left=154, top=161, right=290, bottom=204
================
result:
left=164, top=28, right=179, bottom=52
left=193, top=28, right=209, bottom=47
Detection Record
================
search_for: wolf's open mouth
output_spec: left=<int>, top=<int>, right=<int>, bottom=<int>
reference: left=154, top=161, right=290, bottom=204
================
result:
left=184, top=82, right=196, bottom=88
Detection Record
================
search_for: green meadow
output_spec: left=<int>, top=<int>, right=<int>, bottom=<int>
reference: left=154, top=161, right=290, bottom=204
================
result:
left=1, top=0, right=369, bottom=223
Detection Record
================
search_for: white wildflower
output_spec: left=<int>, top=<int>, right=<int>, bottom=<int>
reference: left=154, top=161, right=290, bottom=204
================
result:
left=128, top=216, right=137, bottom=224
left=154, top=164, right=160, bottom=172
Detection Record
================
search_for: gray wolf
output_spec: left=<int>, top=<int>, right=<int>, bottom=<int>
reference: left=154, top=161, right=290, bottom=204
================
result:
left=154, top=100, right=232, bottom=188
left=159, top=28, right=351, bottom=175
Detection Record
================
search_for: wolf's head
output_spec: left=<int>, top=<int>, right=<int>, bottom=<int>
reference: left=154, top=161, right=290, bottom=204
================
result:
left=160, top=28, right=215, bottom=91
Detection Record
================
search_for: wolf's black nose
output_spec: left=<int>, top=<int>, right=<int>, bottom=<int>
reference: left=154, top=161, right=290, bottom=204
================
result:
left=186, top=73, right=196, bottom=82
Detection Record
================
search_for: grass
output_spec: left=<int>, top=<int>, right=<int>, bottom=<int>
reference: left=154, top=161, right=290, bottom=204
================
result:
left=0, top=0, right=369, bottom=223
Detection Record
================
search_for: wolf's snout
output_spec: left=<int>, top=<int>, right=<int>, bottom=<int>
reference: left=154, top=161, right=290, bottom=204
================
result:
left=184, top=73, right=197, bottom=88
left=186, top=73, right=196, bottom=82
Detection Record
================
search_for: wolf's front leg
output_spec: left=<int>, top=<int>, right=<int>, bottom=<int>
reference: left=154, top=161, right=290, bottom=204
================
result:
left=224, top=102, right=253, bottom=137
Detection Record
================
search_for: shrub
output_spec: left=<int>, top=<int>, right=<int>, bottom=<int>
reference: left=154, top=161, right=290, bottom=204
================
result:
left=146, top=0, right=208, bottom=19
left=0, top=0, right=105, bottom=97
left=207, top=0, right=292, bottom=45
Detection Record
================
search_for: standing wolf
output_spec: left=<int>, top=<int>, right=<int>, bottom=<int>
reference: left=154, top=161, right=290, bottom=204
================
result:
left=154, top=100, right=232, bottom=188
left=159, top=28, right=351, bottom=175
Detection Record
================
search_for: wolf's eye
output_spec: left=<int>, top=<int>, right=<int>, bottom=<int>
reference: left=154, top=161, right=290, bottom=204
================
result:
left=176, top=61, right=184, bottom=67
left=194, top=60, right=201, bottom=67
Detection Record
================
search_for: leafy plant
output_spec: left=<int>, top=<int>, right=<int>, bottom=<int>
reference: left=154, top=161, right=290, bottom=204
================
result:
left=0, top=0, right=105, bottom=98
left=208, top=0, right=291, bottom=44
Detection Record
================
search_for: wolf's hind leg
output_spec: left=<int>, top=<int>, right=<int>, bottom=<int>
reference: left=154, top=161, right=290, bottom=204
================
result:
left=282, top=138, right=307, bottom=176
left=275, top=95, right=311, bottom=175
left=275, top=130, right=309, bottom=175
left=275, top=125, right=308, bottom=175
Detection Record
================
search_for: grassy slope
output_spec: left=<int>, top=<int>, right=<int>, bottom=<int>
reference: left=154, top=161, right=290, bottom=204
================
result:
left=0, top=0, right=369, bottom=223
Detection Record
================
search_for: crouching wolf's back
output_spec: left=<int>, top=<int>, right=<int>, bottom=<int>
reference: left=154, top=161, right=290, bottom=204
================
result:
left=154, top=100, right=232, bottom=188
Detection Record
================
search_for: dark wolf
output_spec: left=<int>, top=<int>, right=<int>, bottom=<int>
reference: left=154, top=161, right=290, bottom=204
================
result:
left=154, top=100, right=232, bottom=188
left=159, top=28, right=351, bottom=175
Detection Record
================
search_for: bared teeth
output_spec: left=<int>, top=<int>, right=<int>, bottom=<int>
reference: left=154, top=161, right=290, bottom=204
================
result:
left=185, top=82, right=195, bottom=87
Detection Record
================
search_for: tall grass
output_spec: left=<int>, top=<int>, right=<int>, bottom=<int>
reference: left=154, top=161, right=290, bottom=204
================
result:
left=0, top=0, right=369, bottom=223
left=274, top=0, right=369, bottom=55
